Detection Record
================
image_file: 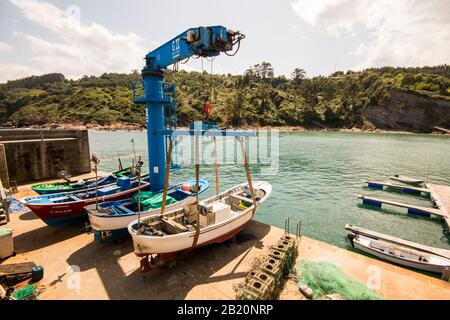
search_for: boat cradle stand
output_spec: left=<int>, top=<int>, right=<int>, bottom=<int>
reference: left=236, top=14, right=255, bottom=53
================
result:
left=140, top=253, right=179, bottom=273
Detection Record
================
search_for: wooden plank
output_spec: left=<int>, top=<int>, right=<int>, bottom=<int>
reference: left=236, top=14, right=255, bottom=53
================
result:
left=346, top=224, right=450, bottom=259
left=365, top=180, right=430, bottom=194
left=427, top=183, right=450, bottom=216
left=358, top=195, right=444, bottom=217
left=229, top=193, right=253, bottom=204
left=0, top=262, right=36, bottom=277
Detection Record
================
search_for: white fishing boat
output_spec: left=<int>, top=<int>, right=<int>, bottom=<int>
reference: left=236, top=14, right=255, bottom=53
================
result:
left=390, top=175, right=424, bottom=185
left=128, top=181, right=271, bottom=259
left=86, top=179, right=209, bottom=233
left=346, top=225, right=450, bottom=274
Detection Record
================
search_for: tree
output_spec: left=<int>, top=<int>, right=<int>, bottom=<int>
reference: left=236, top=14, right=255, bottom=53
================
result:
left=251, top=62, right=274, bottom=80
left=292, top=68, right=306, bottom=84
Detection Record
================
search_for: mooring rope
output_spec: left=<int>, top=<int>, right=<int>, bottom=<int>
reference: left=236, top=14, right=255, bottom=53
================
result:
left=238, top=138, right=257, bottom=217
left=160, top=138, right=173, bottom=216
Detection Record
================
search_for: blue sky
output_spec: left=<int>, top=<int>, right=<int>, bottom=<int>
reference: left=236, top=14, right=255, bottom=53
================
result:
left=0, top=0, right=449, bottom=82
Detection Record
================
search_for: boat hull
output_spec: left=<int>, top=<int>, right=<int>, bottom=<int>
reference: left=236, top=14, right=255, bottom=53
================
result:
left=88, top=197, right=197, bottom=232
left=23, top=183, right=150, bottom=227
left=353, top=240, right=445, bottom=274
left=87, top=179, right=209, bottom=233
left=129, top=181, right=272, bottom=256
left=131, top=209, right=253, bottom=256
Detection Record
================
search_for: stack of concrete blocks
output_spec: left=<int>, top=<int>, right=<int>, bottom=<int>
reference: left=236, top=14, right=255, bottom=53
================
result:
left=236, top=233, right=298, bottom=300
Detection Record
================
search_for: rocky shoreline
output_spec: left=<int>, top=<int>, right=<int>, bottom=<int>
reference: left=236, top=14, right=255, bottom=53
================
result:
left=5, top=123, right=449, bottom=135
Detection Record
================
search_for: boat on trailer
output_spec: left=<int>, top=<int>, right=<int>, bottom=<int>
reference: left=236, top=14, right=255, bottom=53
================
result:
left=128, top=181, right=271, bottom=271
left=346, top=224, right=450, bottom=274
left=20, top=174, right=150, bottom=227
left=85, top=179, right=209, bottom=236
left=389, top=175, right=424, bottom=186
left=31, top=167, right=135, bottom=195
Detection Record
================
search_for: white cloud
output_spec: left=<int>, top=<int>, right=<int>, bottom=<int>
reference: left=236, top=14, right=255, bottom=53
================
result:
left=0, top=42, right=14, bottom=51
left=291, top=0, right=450, bottom=69
left=0, top=63, right=40, bottom=82
left=7, top=0, right=148, bottom=80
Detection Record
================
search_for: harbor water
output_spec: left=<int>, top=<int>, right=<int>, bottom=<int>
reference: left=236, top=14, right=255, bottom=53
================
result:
left=89, top=130, right=450, bottom=250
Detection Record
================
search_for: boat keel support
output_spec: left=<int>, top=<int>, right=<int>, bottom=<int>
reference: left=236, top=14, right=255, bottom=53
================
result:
left=140, top=253, right=178, bottom=273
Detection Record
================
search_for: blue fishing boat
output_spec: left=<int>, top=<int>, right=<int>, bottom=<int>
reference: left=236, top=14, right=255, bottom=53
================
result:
left=85, top=179, right=209, bottom=238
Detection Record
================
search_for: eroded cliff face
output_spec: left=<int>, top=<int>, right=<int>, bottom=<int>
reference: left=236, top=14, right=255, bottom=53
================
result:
left=362, top=88, right=450, bottom=133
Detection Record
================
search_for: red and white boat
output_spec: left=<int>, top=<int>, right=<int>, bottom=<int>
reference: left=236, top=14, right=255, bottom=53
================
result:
left=128, top=181, right=271, bottom=271
left=20, top=175, right=150, bottom=227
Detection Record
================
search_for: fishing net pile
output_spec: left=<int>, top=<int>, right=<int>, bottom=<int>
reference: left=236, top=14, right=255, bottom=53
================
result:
left=132, top=191, right=176, bottom=211
left=12, top=284, right=40, bottom=300
left=296, top=260, right=383, bottom=300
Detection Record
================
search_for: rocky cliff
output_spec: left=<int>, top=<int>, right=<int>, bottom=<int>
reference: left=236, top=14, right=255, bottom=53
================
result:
left=362, top=88, right=450, bottom=133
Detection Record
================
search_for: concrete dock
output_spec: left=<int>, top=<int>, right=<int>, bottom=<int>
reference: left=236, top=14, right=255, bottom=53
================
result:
left=2, top=177, right=449, bottom=300
left=358, top=194, right=444, bottom=218
left=365, top=180, right=431, bottom=196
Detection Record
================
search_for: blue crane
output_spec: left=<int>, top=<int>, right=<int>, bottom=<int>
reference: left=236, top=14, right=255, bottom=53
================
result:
left=134, top=26, right=250, bottom=192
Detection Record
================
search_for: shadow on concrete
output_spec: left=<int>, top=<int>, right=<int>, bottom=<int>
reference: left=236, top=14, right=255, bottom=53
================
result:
left=66, top=220, right=271, bottom=299
left=18, top=210, right=39, bottom=221
left=14, top=224, right=83, bottom=253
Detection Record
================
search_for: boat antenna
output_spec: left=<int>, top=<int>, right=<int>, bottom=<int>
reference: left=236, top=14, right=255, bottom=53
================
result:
left=136, top=156, right=144, bottom=226
left=90, top=154, right=100, bottom=210
left=131, top=138, right=137, bottom=172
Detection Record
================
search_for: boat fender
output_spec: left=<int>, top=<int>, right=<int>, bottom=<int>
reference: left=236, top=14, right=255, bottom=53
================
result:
left=181, top=184, right=192, bottom=192
left=298, top=282, right=314, bottom=299
left=347, top=233, right=356, bottom=248
left=31, top=265, right=44, bottom=282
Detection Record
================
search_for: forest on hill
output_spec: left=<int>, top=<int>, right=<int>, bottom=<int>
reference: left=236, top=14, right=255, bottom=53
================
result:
left=0, top=63, right=449, bottom=132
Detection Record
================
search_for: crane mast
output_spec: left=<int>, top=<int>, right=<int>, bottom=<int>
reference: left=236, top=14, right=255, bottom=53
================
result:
left=135, top=26, right=245, bottom=191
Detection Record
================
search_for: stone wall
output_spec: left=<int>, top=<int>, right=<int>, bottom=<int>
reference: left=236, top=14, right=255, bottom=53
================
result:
left=0, top=129, right=91, bottom=186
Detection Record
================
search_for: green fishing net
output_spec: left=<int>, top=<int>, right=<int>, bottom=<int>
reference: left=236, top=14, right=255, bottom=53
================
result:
left=12, top=284, right=39, bottom=300
left=132, top=191, right=176, bottom=211
left=297, top=260, right=383, bottom=300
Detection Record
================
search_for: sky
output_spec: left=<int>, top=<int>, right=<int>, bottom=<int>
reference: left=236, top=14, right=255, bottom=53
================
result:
left=0, top=0, right=449, bottom=83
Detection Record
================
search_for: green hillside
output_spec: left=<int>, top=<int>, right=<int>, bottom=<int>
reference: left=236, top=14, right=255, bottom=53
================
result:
left=0, top=64, right=449, bottom=131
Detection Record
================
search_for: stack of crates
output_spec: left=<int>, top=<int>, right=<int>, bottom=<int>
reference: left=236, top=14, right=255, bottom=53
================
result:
left=236, top=233, right=299, bottom=300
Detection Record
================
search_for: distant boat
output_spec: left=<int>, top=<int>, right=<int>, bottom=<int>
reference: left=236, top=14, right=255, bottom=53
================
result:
left=85, top=179, right=209, bottom=235
left=128, top=181, right=271, bottom=257
left=390, top=175, right=424, bottom=186
left=21, top=174, right=150, bottom=227
left=31, top=167, right=135, bottom=195
left=346, top=224, right=450, bottom=274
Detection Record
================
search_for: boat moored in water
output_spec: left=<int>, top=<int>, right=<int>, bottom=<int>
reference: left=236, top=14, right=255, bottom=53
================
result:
left=21, top=174, right=150, bottom=227
left=128, top=181, right=271, bottom=260
left=346, top=224, right=450, bottom=274
left=389, top=175, right=424, bottom=186
left=85, top=179, right=209, bottom=235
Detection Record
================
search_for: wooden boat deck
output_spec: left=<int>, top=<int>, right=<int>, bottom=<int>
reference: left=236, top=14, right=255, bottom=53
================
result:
left=427, top=183, right=450, bottom=230
left=365, top=180, right=430, bottom=195
left=358, top=195, right=444, bottom=217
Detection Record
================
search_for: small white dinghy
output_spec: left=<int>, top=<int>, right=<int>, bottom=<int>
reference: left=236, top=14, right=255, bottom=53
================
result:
left=390, top=175, right=424, bottom=186
left=346, top=226, right=450, bottom=274
left=128, top=181, right=271, bottom=271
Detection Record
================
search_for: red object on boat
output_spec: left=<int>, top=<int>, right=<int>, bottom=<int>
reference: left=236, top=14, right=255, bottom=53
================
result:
left=181, top=184, right=192, bottom=192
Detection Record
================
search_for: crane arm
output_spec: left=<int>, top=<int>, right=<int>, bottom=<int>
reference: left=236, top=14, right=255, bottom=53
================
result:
left=144, top=26, right=244, bottom=72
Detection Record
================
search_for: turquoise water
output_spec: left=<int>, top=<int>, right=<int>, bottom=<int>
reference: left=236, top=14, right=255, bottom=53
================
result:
left=89, top=130, right=450, bottom=250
